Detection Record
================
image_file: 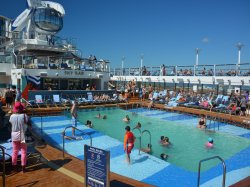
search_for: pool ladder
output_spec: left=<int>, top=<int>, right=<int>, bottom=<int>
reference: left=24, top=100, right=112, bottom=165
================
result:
left=62, top=126, right=93, bottom=158
left=133, top=128, right=152, bottom=155
left=206, top=117, right=220, bottom=132
left=197, top=156, right=226, bottom=187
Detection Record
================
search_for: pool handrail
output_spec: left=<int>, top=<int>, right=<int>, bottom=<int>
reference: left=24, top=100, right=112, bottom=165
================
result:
left=206, top=116, right=220, bottom=132
left=0, top=145, right=6, bottom=187
left=132, top=128, right=142, bottom=155
left=140, top=130, right=152, bottom=155
left=197, top=156, right=226, bottom=187
left=62, top=126, right=92, bottom=158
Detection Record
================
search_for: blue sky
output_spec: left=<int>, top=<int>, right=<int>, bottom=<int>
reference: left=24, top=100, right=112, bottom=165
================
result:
left=1, top=0, right=250, bottom=68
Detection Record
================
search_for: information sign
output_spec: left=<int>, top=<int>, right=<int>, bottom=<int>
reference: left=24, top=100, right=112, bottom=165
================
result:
left=84, top=145, right=110, bottom=187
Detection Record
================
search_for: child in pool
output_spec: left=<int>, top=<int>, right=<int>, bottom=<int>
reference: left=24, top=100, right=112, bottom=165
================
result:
left=205, top=137, right=214, bottom=148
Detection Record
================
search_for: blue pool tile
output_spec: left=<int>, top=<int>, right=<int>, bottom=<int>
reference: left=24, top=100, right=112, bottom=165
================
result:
left=111, top=152, right=170, bottom=181
left=109, top=144, right=125, bottom=158
left=199, top=146, right=250, bottom=184
left=162, top=114, right=195, bottom=121
left=32, top=116, right=68, bottom=123
left=142, top=165, right=197, bottom=187
left=201, top=166, right=250, bottom=187
left=144, top=112, right=168, bottom=116
left=239, top=132, right=250, bottom=139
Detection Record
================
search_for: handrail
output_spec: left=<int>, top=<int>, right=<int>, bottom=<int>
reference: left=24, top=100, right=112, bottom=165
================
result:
left=40, top=115, right=43, bottom=136
left=206, top=117, right=220, bottom=132
left=0, top=145, right=6, bottom=187
left=197, top=156, right=226, bottom=187
left=140, top=130, right=152, bottom=155
left=132, top=127, right=142, bottom=155
left=62, top=126, right=92, bottom=158
left=141, top=130, right=151, bottom=146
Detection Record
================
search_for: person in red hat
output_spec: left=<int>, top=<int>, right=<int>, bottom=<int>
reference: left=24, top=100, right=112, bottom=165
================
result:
left=9, top=102, right=28, bottom=173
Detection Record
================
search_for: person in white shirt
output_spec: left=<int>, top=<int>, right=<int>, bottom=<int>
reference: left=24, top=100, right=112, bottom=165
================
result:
left=9, top=102, right=29, bottom=172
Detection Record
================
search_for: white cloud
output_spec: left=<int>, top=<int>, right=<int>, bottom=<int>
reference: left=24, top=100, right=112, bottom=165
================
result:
left=201, top=37, right=209, bottom=43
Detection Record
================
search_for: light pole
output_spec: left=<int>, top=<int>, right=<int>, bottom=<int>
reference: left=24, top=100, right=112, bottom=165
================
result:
left=140, top=54, right=144, bottom=76
left=122, top=56, right=125, bottom=75
left=236, top=42, right=244, bottom=66
left=195, top=48, right=200, bottom=66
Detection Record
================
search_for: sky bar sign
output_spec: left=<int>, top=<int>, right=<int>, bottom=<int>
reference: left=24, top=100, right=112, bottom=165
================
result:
left=84, top=145, right=110, bottom=187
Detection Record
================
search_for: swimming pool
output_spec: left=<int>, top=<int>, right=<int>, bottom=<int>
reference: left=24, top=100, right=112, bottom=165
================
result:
left=32, top=107, right=250, bottom=186
left=76, top=107, right=250, bottom=172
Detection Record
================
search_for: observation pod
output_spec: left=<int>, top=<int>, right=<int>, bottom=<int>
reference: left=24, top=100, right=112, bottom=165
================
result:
left=33, top=7, right=63, bottom=34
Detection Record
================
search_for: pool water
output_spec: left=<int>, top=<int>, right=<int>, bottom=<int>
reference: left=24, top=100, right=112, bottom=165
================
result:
left=75, top=107, right=250, bottom=172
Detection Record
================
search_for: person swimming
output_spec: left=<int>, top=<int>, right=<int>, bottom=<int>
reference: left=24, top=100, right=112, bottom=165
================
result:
left=206, top=137, right=214, bottom=148
left=160, top=153, right=168, bottom=160
left=160, top=136, right=170, bottom=146
left=134, top=122, right=141, bottom=129
left=197, top=115, right=207, bottom=129
left=86, top=120, right=93, bottom=128
left=123, top=115, right=130, bottom=123
left=95, top=113, right=101, bottom=118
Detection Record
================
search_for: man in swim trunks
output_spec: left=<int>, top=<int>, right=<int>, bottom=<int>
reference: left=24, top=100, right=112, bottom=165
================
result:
left=124, top=126, right=135, bottom=164
left=71, top=101, right=78, bottom=136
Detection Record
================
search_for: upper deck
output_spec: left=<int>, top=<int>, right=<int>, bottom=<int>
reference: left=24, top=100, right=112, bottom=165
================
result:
left=110, top=63, right=250, bottom=86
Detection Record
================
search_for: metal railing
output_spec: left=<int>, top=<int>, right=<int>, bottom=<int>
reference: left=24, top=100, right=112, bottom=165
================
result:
left=197, top=156, right=226, bottom=187
left=141, top=130, right=152, bottom=154
left=132, top=129, right=152, bottom=155
left=111, top=62, right=250, bottom=77
left=206, top=117, right=220, bottom=132
left=132, top=127, right=142, bottom=155
left=62, top=126, right=92, bottom=158
left=0, top=145, right=6, bottom=187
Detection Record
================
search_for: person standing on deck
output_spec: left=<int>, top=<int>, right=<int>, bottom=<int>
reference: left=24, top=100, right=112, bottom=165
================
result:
left=124, top=126, right=136, bottom=164
left=71, top=101, right=78, bottom=136
left=9, top=102, right=28, bottom=172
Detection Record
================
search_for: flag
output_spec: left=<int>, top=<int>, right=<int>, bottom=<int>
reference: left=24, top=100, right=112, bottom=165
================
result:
left=22, top=76, right=41, bottom=100
left=26, top=76, right=41, bottom=86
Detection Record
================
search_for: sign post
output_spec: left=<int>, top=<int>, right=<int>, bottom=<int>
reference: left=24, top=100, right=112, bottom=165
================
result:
left=84, top=145, right=110, bottom=187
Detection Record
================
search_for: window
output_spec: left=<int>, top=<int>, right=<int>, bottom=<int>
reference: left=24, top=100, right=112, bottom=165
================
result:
left=33, top=8, right=63, bottom=32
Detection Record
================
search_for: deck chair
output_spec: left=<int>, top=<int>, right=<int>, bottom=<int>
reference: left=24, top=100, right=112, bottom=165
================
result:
left=215, top=95, right=223, bottom=106
left=53, top=94, right=62, bottom=107
left=35, top=95, right=46, bottom=107
left=0, top=140, right=12, bottom=161
left=86, top=92, right=93, bottom=103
